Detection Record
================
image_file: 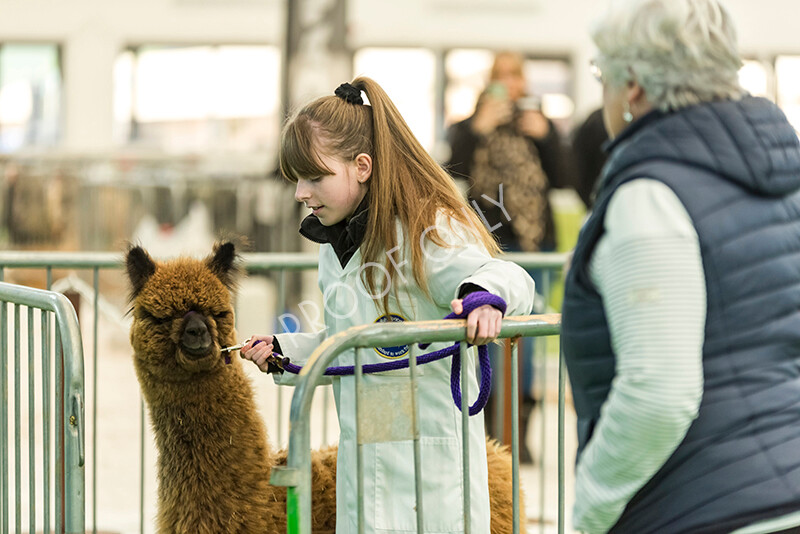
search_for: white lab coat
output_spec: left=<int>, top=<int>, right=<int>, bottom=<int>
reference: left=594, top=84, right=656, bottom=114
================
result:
left=275, top=214, right=535, bottom=533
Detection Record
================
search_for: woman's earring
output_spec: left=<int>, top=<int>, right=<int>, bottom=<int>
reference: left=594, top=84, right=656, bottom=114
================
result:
left=623, top=102, right=634, bottom=123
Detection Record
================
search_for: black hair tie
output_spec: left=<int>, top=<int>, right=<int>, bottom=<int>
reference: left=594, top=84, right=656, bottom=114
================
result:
left=334, top=83, right=363, bottom=105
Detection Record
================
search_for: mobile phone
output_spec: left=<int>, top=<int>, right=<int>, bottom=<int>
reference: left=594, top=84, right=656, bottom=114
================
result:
left=486, top=82, right=508, bottom=99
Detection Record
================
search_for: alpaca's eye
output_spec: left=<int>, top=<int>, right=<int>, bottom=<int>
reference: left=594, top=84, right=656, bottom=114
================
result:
left=138, top=308, right=170, bottom=325
left=214, top=311, right=231, bottom=321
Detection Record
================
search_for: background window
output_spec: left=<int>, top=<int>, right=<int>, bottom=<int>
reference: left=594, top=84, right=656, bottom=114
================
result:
left=0, top=43, right=62, bottom=153
left=444, top=49, right=495, bottom=127
left=113, top=45, right=281, bottom=154
left=353, top=47, right=438, bottom=153
left=776, top=55, right=800, bottom=132
left=738, top=59, right=773, bottom=100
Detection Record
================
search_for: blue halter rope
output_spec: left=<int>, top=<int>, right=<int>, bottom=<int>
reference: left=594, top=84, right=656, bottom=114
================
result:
left=274, top=291, right=506, bottom=416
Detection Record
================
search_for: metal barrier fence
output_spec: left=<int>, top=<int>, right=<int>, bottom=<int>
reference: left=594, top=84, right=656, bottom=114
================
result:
left=270, top=314, right=563, bottom=534
left=0, top=250, right=568, bottom=534
left=0, top=281, right=86, bottom=534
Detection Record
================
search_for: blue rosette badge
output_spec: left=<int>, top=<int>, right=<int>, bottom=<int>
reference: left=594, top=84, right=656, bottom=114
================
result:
left=373, top=314, right=409, bottom=359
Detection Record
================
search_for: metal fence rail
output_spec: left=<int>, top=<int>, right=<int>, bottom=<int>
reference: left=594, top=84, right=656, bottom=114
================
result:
left=271, top=314, right=562, bottom=534
left=0, top=281, right=86, bottom=534
left=0, top=251, right=568, bottom=271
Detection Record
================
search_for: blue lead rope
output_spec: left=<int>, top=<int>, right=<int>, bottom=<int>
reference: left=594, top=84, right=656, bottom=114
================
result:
left=275, top=291, right=506, bottom=416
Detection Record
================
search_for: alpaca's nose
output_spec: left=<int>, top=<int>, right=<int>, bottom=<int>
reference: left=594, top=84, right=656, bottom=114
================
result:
left=181, top=311, right=211, bottom=352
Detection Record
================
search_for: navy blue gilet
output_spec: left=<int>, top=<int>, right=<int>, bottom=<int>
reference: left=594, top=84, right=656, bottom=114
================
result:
left=562, top=96, right=800, bottom=533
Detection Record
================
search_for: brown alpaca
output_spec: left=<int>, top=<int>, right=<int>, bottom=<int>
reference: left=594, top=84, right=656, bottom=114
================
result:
left=126, top=242, right=523, bottom=534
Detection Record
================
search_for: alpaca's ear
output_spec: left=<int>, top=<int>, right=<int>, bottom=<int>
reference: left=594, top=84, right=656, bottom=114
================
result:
left=206, top=241, right=241, bottom=291
left=126, top=245, right=156, bottom=299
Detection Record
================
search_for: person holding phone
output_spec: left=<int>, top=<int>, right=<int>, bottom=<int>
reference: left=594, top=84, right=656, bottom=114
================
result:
left=447, top=51, right=568, bottom=463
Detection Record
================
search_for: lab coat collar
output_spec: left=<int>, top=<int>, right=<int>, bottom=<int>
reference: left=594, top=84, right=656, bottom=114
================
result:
left=299, top=196, right=370, bottom=269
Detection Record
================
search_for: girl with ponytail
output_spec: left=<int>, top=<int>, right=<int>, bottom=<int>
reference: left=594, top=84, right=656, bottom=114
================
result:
left=242, top=77, right=534, bottom=532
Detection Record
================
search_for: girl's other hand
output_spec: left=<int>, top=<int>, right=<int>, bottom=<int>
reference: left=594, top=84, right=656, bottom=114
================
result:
left=241, top=335, right=276, bottom=373
left=450, top=299, right=503, bottom=346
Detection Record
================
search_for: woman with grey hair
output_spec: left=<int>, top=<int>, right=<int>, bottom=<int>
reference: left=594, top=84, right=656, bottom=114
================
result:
left=561, top=0, right=800, bottom=532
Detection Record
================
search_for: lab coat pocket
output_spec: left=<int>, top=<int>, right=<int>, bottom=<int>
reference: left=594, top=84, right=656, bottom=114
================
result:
left=374, top=437, right=463, bottom=532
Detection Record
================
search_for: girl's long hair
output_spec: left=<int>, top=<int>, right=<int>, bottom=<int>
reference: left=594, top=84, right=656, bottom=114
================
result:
left=281, top=76, right=500, bottom=311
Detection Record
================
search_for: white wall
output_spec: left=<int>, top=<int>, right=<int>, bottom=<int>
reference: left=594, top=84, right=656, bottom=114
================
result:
left=2, top=0, right=798, bottom=152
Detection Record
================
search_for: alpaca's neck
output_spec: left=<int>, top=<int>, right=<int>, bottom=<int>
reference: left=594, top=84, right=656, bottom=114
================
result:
left=148, top=366, right=270, bottom=456
left=144, top=363, right=284, bottom=518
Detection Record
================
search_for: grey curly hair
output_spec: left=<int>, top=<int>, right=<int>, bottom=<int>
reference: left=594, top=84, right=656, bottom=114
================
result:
left=591, top=0, right=745, bottom=111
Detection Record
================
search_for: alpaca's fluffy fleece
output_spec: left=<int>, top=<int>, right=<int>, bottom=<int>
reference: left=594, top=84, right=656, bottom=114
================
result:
left=487, top=437, right=527, bottom=532
left=126, top=242, right=523, bottom=534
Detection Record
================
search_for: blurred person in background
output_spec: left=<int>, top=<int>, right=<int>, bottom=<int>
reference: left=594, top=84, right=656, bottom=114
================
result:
left=561, top=0, right=800, bottom=532
left=447, top=51, right=569, bottom=463
left=570, top=107, right=608, bottom=209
